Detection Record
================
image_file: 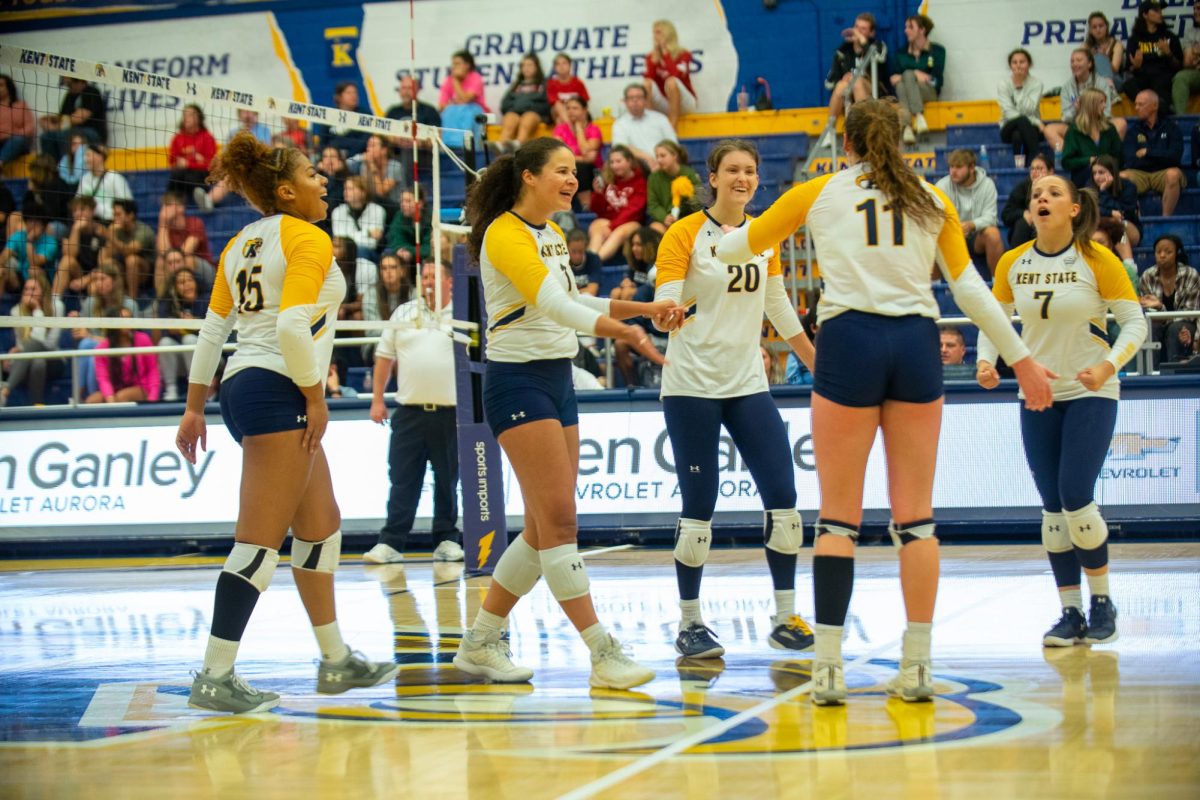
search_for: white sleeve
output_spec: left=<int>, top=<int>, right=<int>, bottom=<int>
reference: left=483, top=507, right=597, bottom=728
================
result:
left=188, top=306, right=237, bottom=386
left=763, top=275, right=804, bottom=340
left=277, top=305, right=323, bottom=387
left=652, top=279, right=683, bottom=332
left=973, top=301, right=1010, bottom=367
left=1106, top=299, right=1149, bottom=372
left=941, top=264, right=1029, bottom=365
left=715, top=226, right=755, bottom=264
left=535, top=275, right=603, bottom=335
left=576, top=294, right=612, bottom=315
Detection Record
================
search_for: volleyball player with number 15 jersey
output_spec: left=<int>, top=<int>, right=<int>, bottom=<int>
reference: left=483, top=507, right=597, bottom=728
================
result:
left=176, top=132, right=397, bottom=714
left=717, top=100, right=1056, bottom=705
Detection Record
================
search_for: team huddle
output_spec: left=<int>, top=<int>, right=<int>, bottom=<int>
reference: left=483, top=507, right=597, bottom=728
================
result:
left=175, top=98, right=1144, bottom=713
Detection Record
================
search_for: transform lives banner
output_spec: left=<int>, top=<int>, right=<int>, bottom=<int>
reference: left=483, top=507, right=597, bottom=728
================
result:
left=1, top=395, right=1197, bottom=539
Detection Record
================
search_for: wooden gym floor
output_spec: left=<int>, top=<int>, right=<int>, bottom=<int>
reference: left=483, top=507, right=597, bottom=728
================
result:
left=1, top=543, right=1197, bottom=799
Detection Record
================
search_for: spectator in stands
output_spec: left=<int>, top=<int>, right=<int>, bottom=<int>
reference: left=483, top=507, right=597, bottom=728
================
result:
left=1092, top=216, right=1140, bottom=286
left=1173, top=2, right=1200, bottom=116
left=998, top=48, right=1064, bottom=158
left=1140, top=233, right=1200, bottom=364
left=53, top=196, right=107, bottom=297
left=0, top=75, right=35, bottom=174
left=822, top=12, right=890, bottom=143
left=1, top=205, right=58, bottom=294
left=1120, top=89, right=1185, bottom=216
left=643, top=20, right=697, bottom=129
left=646, top=140, right=700, bottom=234
left=108, top=199, right=155, bottom=299
left=167, top=104, right=217, bottom=211
left=935, top=149, right=1003, bottom=276
left=611, top=83, right=677, bottom=168
left=612, top=224, right=660, bottom=302
left=316, top=82, right=370, bottom=157
left=438, top=50, right=490, bottom=150
left=786, top=306, right=819, bottom=386
left=890, top=13, right=945, bottom=145
left=22, top=154, right=72, bottom=236
left=384, top=187, right=432, bottom=262
left=154, top=266, right=207, bottom=402
left=385, top=74, right=441, bottom=174
left=553, top=96, right=602, bottom=209
left=38, top=77, right=106, bottom=162
left=588, top=144, right=647, bottom=262
left=1001, top=152, right=1053, bottom=248
left=154, top=191, right=214, bottom=294
left=547, top=53, right=589, bottom=125
left=1085, top=11, right=1126, bottom=88
left=349, top=134, right=406, bottom=208
left=86, top=310, right=160, bottom=404
left=78, top=260, right=139, bottom=319
left=362, top=250, right=412, bottom=364
left=332, top=176, right=386, bottom=256
left=57, top=133, right=87, bottom=188
left=229, top=109, right=271, bottom=145
left=0, top=183, right=11, bottom=237
left=317, top=145, right=350, bottom=209
left=761, top=345, right=781, bottom=385
left=566, top=227, right=601, bottom=296
left=280, top=118, right=312, bottom=154
left=939, top=326, right=975, bottom=380
left=0, top=273, right=64, bottom=408
left=76, top=144, right=132, bottom=224
left=331, top=235, right=375, bottom=324
left=1062, top=88, right=1123, bottom=188
left=1091, top=154, right=1142, bottom=250
left=497, top=52, right=551, bottom=152
left=1124, top=0, right=1182, bottom=111
left=1060, top=48, right=1123, bottom=138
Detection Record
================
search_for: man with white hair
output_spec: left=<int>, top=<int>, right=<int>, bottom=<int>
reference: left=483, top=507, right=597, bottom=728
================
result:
left=1120, top=89, right=1185, bottom=216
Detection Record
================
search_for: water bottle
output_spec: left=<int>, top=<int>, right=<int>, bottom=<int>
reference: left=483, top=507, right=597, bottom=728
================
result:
left=736, top=85, right=749, bottom=112
left=978, top=144, right=990, bottom=173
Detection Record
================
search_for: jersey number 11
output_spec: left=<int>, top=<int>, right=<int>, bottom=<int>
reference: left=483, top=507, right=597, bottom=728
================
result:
left=856, top=198, right=904, bottom=246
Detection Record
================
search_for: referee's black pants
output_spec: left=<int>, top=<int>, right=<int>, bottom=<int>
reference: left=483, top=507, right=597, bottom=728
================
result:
left=380, top=405, right=460, bottom=549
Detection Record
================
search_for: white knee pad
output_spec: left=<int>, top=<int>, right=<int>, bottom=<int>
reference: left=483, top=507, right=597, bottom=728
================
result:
left=1041, top=510, right=1071, bottom=553
left=223, top=542, right=280, bottom=592
left=764, top=508, right=804, bottom=555
left=291, top=530, right=342, bottom=573
left=673, top=518, right=713, bottom=568
left=539, top=543, right=590, bottom=602
left=815, top=518, right=860, bottom=543
left=492, top=534, right=542, bottom=597
left=888, top=518, right=937, bottom=550
left=1064, top=503, right=1108, bottom=550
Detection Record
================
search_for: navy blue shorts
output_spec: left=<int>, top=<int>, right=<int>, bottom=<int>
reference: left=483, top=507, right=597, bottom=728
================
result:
left=484, top=358, right=578, bottom=438
left=813, top=310, right=943, bottom=407
left=219, top=367, right=308, bottom=444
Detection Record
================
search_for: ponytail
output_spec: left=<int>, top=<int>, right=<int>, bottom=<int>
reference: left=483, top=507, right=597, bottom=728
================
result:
left=1073, top=186, right=1100, bottom=255
left=844, top=100, right=943, bottom=232
left=465, top=137, right=569, bottom=263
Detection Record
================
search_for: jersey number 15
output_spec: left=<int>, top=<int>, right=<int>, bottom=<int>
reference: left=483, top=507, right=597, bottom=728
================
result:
left=235, top=265, right=265, bottom=312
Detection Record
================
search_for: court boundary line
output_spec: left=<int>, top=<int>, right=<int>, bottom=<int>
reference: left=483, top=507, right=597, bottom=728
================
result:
left=556, top=583, right=1013, bottom=800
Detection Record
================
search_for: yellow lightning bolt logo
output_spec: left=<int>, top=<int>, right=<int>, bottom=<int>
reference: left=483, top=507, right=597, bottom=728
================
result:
left=476, top=531, right=495, bottom=570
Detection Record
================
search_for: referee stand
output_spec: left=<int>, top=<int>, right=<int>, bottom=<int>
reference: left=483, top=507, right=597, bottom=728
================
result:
left=452, top=241, right=508, bottom=574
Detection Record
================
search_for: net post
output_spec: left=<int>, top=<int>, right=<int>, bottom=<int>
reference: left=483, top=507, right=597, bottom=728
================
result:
left=452, top=241, right=507, bottom=575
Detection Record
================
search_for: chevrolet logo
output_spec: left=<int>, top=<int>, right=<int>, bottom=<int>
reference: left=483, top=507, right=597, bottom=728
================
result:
left=1107, top=433, right=1180, bottom=461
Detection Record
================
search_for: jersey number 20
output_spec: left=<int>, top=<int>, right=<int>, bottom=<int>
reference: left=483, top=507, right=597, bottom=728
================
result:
left=235, top=265, right=265, bottom=312
left=727, top=263, right=761, bottom=293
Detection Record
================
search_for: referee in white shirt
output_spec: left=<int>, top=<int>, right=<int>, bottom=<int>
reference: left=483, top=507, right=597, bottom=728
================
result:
left=364, top=260, right=463, bottom=563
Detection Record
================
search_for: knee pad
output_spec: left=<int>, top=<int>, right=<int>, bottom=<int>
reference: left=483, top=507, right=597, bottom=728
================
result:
left=1065, top=503, right=1108, bottom=551
left=888, top=518, right=937, bottom=550
left=223, top=542, right=280, bottom=593
left=291, top=530, right=342, bottom=574
left=673, top=518, right=713, bottom=568
left=1041, top=510, right=1071, bottom=554
left=539, top=543, right=590, bottom=602
left=815, top=518, right=860, bottom=543
left=764, top=508, right=804, bottom=555
left=492, top=534, right=542, bottom=597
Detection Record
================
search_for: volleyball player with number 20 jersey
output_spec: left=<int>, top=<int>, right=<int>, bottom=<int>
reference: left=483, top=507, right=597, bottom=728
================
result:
left=977, top=175, right=1146, bottom=649
left=718, top=100, right=1057, bottom=705
left=653, top=140, right=817, bottom=660
left=176, top=132, right=398, bottom=714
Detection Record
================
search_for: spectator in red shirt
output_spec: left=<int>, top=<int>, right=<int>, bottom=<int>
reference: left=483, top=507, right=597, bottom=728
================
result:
left=0, top=75, right=35, bottom=174
left=553, top=96, right=603, bottom=208
left=167, top=104, right=217, bottom=211
left=155, top=191, right=213, bottom=295
left=587, top=144, right=647, bottom=262
left=643, top=20, right=697, bottom=128
left=547, top=53, right=590, bottom=125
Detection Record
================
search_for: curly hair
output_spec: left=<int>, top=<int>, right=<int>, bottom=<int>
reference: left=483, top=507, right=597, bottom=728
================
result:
left=206, top=130, right=307, bottom=215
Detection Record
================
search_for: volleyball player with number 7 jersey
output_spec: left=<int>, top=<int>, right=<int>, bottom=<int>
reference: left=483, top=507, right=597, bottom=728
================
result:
left=716, top=100, right=1057, bottom=706
left=653, top=140, right=818, bottom=661
left=175, top=132, right=398, bottom=714
left=976, top=175, right=1146, bottom=649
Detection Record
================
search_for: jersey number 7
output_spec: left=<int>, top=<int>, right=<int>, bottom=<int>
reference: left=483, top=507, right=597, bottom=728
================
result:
left=235, top=265, right=265, bottom=312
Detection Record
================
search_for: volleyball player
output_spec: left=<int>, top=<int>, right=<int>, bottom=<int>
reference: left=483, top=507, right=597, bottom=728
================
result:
left=977, top=175, right=1146, bottom=647
left=652, top=140, right=817, bottom=659
left=176, top=131, right=398, bottom=714
left=716, top=100, right=1057, bottom=705
left=453, top=137, right=678, bottom=690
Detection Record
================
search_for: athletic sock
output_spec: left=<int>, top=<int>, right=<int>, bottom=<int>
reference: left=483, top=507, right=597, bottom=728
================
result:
left=1059, top=587, right=1084, bottom=611
left=469, top=608, right=505, bottom=641
left=313, top=620, right=349, bottom=663
left=679, top=598, right=703, bottom=629
left=902, top=621, right=932, bottom=664
left=201, top=636, right=240, bottom=678
left=1086, top=572, right=1110, bottom=598
left=773, top=589, right=796, bottom=625
left=814, top=624, right=843, bottom=664
left=581, top=622, right=609, bottom=655
left=675, top=560, right=704, bottom=601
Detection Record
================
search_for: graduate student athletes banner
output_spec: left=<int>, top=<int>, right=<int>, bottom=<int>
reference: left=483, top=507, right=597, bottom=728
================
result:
left=0, top=395, right=1196, bottom=537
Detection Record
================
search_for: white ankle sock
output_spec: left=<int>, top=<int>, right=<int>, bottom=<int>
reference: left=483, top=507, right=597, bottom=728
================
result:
left=902, top=622, right=932, bottom=663
left=773, top=589, right=795, bottom=624
left=679, top=599, right=703, bottom=629
left=1059, top=587, right=1083, bottom=610
left=314, top=621, right=349, bottom=663
left=581, top=622, right=609, bottom=655
left=471, top=609, right=505, bottom=640
left=202, top=635, right=240, bottom=678
left=814, top=623, right=843, bottom=663
left=1086, top=573, right=1110, bottom=598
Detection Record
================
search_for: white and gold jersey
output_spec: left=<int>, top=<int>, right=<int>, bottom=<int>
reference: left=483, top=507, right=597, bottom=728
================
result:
left=978, top=240, right=1147, bottom=401
left=656, top=210, right=793, bottom=398
left=480, top=211, right=609, bottom=363
left=191, top=214, right=346, bottom=388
